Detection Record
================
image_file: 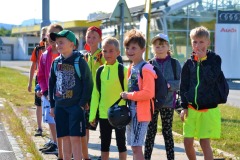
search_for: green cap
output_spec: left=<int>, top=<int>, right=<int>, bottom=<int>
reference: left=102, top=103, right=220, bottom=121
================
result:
left=50, top=30, right=76, bottom=45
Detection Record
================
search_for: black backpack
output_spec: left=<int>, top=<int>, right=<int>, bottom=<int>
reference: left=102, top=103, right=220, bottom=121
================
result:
left=217, top=71, right=229, bottom=104
left=139, top=61, right=168, bottom=110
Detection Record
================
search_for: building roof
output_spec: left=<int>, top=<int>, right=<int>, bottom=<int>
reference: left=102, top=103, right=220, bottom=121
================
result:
left=12, top=20, right=102, bottom=35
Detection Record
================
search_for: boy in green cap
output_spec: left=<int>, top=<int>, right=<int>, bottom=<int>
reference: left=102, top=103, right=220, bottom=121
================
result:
left=49, top=30, right=93, bottom=160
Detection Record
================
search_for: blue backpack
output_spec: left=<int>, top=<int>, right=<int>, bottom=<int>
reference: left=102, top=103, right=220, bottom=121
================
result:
left=53, top=55, right=82, bottom=79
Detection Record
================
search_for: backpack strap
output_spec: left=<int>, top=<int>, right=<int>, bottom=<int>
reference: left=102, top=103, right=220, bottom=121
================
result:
left=171, top=58, right=177, bottom=80
left=53, top=57, right=61, bottom=76
left=96, top=51, right=103, bottom=65
left=53, top=56, right=82, bottom=79
left=96, top=65, right=104, bottom=93
left=118, top=63, right=125, bottom=91
left=84, top=52, right=89, bottom=62
left=74, top=56, right=81, bottom=79
left=139, top=62, right=148, bottom=79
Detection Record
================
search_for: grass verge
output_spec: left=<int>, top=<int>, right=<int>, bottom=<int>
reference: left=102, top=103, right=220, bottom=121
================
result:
left=156, top=104, right=240, bottom=158
left=0, top=67, right=42, bottom=159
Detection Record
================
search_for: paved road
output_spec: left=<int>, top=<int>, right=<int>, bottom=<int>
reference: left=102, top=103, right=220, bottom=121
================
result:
left=0, top=99, right=19, bottom=160
left=227, top=90, right=240, bottom=107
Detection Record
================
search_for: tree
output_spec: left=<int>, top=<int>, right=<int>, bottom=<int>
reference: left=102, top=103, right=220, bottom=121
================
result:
left=0, top=28, right=11, bottom=36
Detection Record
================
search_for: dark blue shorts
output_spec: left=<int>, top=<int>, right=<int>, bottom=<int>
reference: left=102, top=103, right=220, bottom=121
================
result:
left=54, top=105, right=86, bottom=138
left=34, top=77, right=41, bottom=106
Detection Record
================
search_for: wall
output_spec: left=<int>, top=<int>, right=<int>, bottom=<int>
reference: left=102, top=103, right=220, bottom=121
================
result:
left=0, top=36, right=39, bottom=60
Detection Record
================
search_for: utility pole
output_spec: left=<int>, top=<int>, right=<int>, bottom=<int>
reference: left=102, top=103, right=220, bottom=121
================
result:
left=41, top=0, right=51, bottom=28
left=0, top=38, right=3, bottom=68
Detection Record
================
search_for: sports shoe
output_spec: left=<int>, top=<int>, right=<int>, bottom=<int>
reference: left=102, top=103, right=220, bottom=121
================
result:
left=39, top=140, right=52, bottom=151
left=41, top=143, right=58, bottom=153
left=34, top=128, right=43, bottom=136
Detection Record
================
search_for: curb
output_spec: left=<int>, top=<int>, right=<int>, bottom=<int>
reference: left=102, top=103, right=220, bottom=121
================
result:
left=9, top=101, right=57, bottom=160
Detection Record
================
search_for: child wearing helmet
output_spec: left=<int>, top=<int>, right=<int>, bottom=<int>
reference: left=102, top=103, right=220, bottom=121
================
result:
left=89, top=36, right=128, bottom=160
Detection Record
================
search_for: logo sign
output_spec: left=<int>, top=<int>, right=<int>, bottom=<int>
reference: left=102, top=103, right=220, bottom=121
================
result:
left=218, top=10, right=240, bottom=24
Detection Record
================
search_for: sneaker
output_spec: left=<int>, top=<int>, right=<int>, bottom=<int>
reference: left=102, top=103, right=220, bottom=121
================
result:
left=34, top=128, right=43, bottom=136
left=39, top=140, right=52, bottom=151
left=41, top=143, right=58, bottom=153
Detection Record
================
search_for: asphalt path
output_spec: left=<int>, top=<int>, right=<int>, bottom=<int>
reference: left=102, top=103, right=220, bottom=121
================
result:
left=227, top=90, right=240, bottom=107
left=0, top=100, right=17, bottom=160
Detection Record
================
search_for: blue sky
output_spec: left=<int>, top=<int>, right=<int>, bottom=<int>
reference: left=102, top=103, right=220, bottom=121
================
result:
left=0, top=0, right=149, bottom=25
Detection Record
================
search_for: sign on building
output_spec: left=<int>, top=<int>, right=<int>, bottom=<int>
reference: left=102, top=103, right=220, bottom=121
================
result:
left=215, top=11, right=240, bottom=79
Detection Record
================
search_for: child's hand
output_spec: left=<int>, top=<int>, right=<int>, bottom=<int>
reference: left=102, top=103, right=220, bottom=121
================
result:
left=167, top=83, right=171, bottom=89
left=90, top=119, right=97, bottom=127
left=120, top=92, right=128, bottom=99
left=36, top=90, right=42, bottom=98
left=180, top=109, right=188, bottom=122
left=193, top=48, right=206, bottom=59
left=84, top=103, right=90, bottom=110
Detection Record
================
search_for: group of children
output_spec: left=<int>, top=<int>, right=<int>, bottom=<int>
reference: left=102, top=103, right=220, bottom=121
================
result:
left=28, top=24, right=222, bottom=160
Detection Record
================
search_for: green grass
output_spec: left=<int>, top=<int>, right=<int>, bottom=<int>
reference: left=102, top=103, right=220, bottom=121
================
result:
left=0, top=67, right=33, bottom=107
left=156, top=105, right=240, bottom=158
left=0, top=67, right=42, bottom=159
left=0, top=67, right=240, bottom=159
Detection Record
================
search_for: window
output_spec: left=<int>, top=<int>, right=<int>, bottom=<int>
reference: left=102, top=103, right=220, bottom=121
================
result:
left=28, top=43, right=38, bottom=55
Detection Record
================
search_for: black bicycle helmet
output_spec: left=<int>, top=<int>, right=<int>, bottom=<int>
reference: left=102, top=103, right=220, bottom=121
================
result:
left=108, top=98, right=131, bottom=129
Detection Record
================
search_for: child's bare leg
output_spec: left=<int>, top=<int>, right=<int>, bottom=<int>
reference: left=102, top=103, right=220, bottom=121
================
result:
left=62, top=136, right=72, bottom=160
left=70, top=136, right=82, bottom=160
left=184, top=137, right=196, bottom=160
left=57, top=137, right=64, bottom=159
left=81, top=136, right=89, bottom=159
left=119, top=151, right=127, bottom=160
left=132, top=146, right=144, bottom=160
left=200, top=138, right=213, bottom=160
left=49, top=123, right=57, bottom=142
left=101, top=151, right=109, bottom=160
left=86, top=129, right=89, bottom=142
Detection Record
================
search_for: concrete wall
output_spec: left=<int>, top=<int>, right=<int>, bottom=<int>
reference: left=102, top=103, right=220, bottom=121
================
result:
left=0, top=36, right=39, bottom=60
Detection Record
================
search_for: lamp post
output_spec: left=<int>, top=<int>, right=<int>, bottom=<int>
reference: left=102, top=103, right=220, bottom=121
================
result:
left=0, top=38, right=3, bottom=68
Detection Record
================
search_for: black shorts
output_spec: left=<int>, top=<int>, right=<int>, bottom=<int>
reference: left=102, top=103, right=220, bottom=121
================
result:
left=99, top=119, right=126, bottom=152
left=34, top=76, right=41, bottom=106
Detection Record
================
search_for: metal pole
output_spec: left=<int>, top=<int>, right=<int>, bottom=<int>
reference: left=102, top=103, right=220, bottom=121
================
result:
left=145, top=0, right=152, bottom=61
left=0, top=45, right=1, bottom=68
left=41, top=0, right=51, bottom=28
left=216, top=0, right=218, bottom=23
left=120, top=3, right=124, bottom=56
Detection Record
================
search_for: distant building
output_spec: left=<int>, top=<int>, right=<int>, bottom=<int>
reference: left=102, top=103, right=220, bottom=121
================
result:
left=2, top=20, right=101, bottom=60
left=4, top=0, right=240, bottom=64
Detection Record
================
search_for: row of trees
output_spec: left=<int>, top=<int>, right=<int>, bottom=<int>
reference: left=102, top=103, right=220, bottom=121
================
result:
left=0, top=28, right=11, bottom=36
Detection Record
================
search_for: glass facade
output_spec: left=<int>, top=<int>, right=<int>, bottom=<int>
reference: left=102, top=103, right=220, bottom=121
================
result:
left=149, top=0, right=240, bottom=63
left=101, top=0, right=240, bottom=63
